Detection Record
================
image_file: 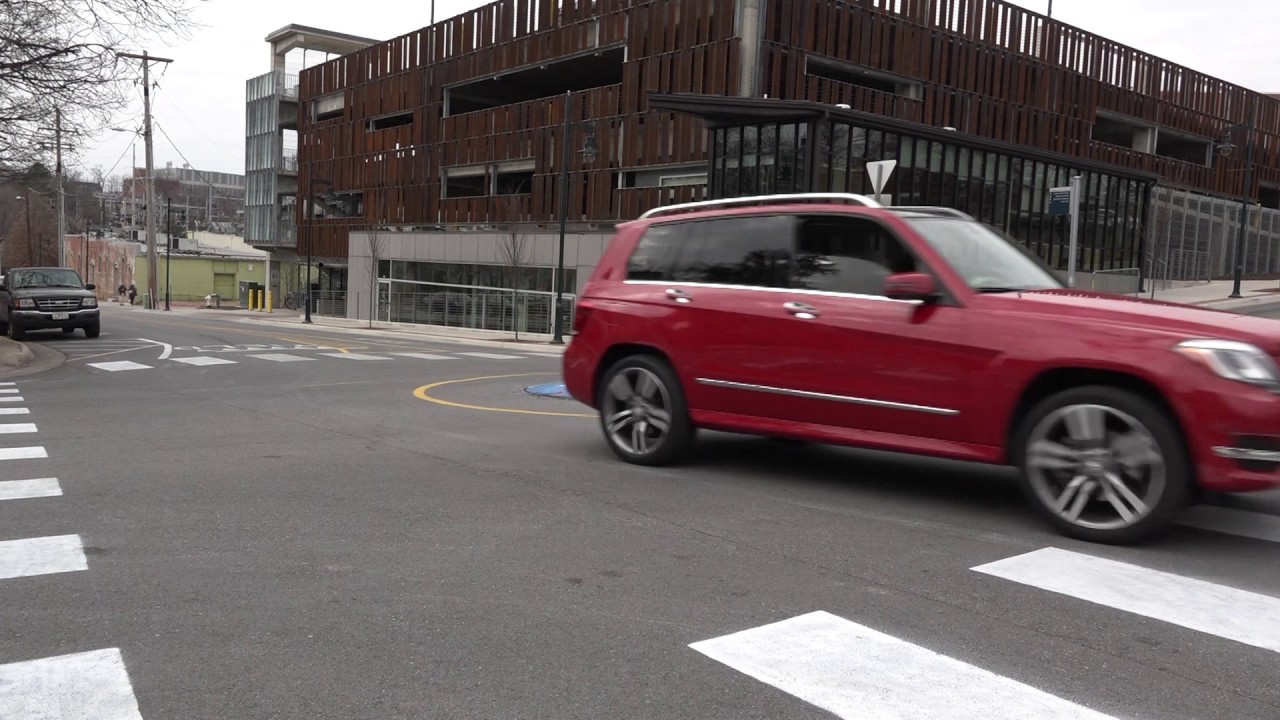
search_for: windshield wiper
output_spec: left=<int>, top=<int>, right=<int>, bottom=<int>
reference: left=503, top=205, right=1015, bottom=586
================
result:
left=973, top=285, right=1027, bottom=294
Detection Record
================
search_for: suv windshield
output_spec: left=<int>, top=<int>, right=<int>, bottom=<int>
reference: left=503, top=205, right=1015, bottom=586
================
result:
left=9, top=269, right=85, bottom=289
left=900, top=216, right=1063, bottom=293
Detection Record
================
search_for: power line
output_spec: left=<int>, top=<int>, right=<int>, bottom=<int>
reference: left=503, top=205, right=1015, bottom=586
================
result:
left=152, top=121, right=227, bottom=191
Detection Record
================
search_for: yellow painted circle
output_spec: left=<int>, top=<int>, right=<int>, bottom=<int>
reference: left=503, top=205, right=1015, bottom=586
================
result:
left=412, top=372, right=595, bottom=418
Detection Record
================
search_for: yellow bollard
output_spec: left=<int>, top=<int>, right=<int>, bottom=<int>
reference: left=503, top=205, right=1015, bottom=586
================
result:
left=249, top=289, right=257, bottom=311
left=266, top=290, right=273, bottom=313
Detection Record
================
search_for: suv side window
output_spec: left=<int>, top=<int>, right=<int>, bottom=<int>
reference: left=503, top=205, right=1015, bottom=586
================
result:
left=793, top=215, right=918, bottom=296
left=626, top=223, right=687, bottom=281
left=671, top=215, right=793, bottom=288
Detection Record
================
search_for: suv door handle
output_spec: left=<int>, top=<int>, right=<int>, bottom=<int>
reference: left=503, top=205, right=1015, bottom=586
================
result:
left=665, top=288, right=692, bottom=303
left=783, top=301, right=819, bottom=319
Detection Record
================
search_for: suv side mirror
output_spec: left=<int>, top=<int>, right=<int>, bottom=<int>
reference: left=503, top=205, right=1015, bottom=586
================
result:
left=884, top=272, right=939, bottom=302
left=85, top=283, right=96, bottom=291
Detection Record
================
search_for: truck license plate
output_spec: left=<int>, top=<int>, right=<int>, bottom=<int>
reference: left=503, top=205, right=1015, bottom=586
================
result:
left=52, top=312, right=69, bottom=321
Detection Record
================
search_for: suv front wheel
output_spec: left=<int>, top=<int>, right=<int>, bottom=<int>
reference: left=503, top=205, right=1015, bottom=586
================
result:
left=1013, top=385, right=1191, bottom=544
left=597, top=354, right=695, bottom=466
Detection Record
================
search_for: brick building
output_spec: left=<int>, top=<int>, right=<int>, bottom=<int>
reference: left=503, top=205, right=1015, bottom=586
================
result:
left=254, top=0, right=1280, bottom=332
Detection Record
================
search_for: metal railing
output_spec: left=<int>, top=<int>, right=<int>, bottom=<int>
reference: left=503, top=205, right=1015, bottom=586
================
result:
left=1088, top=267, right=1142, bottom=294
left=310, top=290, right=346, bottom=318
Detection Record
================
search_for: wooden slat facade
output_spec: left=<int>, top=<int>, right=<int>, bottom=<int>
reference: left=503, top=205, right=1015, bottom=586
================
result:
left=295, top=0, right=1278, bottom=259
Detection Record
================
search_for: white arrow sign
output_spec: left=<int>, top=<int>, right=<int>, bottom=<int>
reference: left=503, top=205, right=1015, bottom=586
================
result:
left=866, top=159, right=898, bottom=195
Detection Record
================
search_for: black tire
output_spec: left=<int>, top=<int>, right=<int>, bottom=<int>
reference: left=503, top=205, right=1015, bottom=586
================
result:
left=8, top=319, right=25, bottom=341
left=1011, top=385, right=1192, bottom=545
left=83, top=322, right=101, bottom=339
left=596, top=354, right=696, bottom=466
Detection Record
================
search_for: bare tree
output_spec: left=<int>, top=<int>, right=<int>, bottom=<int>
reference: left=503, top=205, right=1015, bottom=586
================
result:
left=495, top=192, right=531, bottom=339
left=366, top=228, right=386, bottom=328
left=0, top=0, right=198, bottom=174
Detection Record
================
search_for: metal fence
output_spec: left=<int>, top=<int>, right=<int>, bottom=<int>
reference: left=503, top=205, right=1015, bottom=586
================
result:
left=1088, top=267, right=1142, bottom=294
left=310, top=290, right=346, bottom=318
left=1146, top=187, right=1280, bottom=282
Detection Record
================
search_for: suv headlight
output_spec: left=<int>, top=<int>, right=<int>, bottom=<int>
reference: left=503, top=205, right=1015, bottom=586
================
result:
left=1175, top=339, right=1280, bottom=388
left=15, top=299, right=34, bottom=308
left=81, top=297, right=97, bottom=308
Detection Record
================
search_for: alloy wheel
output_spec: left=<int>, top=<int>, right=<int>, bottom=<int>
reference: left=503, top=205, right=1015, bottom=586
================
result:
left=600, top=366, right=674, bottom=457
left=1024, top=403, right=1167, bottom=531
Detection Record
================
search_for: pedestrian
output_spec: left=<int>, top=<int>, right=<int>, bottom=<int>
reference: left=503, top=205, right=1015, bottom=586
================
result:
left=127, top=283, right=137, bottom=306
left=117, top=284, right=127, bottom=304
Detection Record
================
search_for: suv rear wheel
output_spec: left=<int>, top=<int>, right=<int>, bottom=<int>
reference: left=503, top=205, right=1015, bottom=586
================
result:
left=1013, top=385, right=1191, bottom=544
left=597, top=354, right=695, bottom=466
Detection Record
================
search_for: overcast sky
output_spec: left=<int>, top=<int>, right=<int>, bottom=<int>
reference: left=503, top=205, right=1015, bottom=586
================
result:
left=72, top=0, right=1280, bottom=179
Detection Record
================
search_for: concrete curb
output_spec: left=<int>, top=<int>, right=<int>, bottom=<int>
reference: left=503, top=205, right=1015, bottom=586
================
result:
left=1197, top=295, right=1280, bottom=315
left=0, top=338, right=33, bottom=368
left=0, top=338, right=64, bottom=379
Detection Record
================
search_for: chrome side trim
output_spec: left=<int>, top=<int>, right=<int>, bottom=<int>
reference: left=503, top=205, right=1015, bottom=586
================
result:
left=696, top=377, right=960, bottom=416
left=1213, top=446, right=1280, bottom=463
left=622, top=280, right=921, bottom=305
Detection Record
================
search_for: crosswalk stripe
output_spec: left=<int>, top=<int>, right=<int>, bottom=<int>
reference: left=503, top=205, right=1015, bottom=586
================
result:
left=690, top=610, right=1114, bottom=719
left=0, top=534, right=87, bottom=580
left=973, top=547, right=1280, bottom=654
left=0, top=408, right=30, bottom=415
left=0, top=478, right=61, bottom=501
left=247, top=353, right=314, bottom=362
left=170, top=356, right=238, bottom=366
left=87, top=360, right=152, bottom=372
left=0, top=397, right=22, bottom=403
left=0, top=446, right=47, bottom=460
left=0, top=423, right=37, bottom=434
left=0, top=648, right=143, bottom=720
left=392, top=352, right=455, bottom=360
left=0, top=388, right=18, bottom=394
left=1180, top=505, right=1280, bottom=543
left=319, top=352, right=391, bottom=360
left=0, top=382, right=14, bottom=386
left=457, top=352, right=528, bottom=360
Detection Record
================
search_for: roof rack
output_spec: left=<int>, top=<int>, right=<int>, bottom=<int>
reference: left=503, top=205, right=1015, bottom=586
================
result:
left=639, top=193, right=882, bottom=220
left=886, top=206, right=976, bottom=220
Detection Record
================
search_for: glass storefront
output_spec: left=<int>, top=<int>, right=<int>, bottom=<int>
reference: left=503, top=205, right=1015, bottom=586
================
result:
left=708, top=120, right=1151, bottom=274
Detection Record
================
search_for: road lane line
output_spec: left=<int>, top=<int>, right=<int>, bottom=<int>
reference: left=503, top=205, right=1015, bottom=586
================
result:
left=690, top=610, right=1115, bottom=719
left=170, top=356, right=238, bottom=366
left=0, top=397, right=24, bottom=403
left=135, top=337, right=173, bottom=359
left=0, top=382, right=13, bottom=386
left=72, top=347, right=154, bottom=362
left=247, top=353, right=314, bottom=362
left=0, top=478, right=60, bottom=501
left=319, top=352, right=391, bottom=360
left=0, top=423, right=37, bottom=434
left=0, top=408, right=30, bottom=415
left=413, top=373, right=594, bottom=418
left=0, top=388, right=18, bottom=394
left=0, top=446, right=47, bottom=460
left=0, top=648, right=143, bottom=720
left=87, top=361, right=152, bottom=372
left=973, top=547, right=1280, bottom=654
left=457, top=352, right=528, bottom=360
left=0, top=534, right=87, bottom=579
left=393, top=353, right=456, bottom=360
left=1180, top=504, right=1280, bottom=543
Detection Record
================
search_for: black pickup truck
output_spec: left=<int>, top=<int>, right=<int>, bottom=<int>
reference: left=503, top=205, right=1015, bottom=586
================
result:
left=0, top=267, right=101, bottom=340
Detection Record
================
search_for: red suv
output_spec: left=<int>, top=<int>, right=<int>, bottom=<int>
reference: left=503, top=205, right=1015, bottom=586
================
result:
left=563, top=193, right=1280, bottom=544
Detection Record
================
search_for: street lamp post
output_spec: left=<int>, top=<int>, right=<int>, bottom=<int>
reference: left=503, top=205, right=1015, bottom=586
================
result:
left=552, top=90, right=600, bottom=345
left=303, top=177, right=335, bottom=324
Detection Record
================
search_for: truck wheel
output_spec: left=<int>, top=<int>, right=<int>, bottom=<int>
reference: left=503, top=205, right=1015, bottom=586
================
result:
left=8, top=320, right=25, bottom=341
left=83, top=321, right=101, bottom=339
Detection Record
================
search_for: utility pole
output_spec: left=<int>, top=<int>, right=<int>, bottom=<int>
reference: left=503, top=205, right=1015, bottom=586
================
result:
left=1229, top=96, right=1258, bottom=299
left=118, top=50, right=174, bottom=309
left=165, top=196, right=172, bottom=311
left=55, top=108, right=65, bottom=268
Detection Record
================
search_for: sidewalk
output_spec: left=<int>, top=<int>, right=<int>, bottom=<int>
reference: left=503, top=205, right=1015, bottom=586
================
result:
left=1147, top=279, right=1280, bottom=314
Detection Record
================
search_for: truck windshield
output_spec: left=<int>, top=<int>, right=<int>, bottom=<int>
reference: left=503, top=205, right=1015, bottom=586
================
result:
left=901, top=217, right=1063, bottom=293
left=9, top=269, right=84, bottom=289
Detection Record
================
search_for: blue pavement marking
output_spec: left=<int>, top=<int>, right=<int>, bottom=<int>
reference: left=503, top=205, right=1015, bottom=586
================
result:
left=524, top=382, right=571, bottom=399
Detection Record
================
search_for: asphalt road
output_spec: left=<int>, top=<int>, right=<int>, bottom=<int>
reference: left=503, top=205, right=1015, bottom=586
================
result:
left=0, top=302, right=1277, bottom=719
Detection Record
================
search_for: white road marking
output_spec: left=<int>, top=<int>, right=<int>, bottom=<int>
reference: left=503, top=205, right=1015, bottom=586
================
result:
left=392, top=352, right=456, bottom=360
left=0, top=388, right=18, bottom=394
left=690, top=610, right=1114, bottom=719
left=247, top=353, right=314, bottom=362
left=0, top=478, right=61, bottom=501
left=0, top=408, right=30, bottom=415
left=0, top=534, right=87, bottom=580
left=136, top=337, right=173, bottom=360
left=0, top=648, right=144, bottom=720
left=456, top=352, right=528, bottom=360
left=72, top=347, right=154, bottom=362
left=1180, top=504, right=1280, bottom=543
left=0, top=397, right=23, bottom=403
left=0, top=423, right=37, bottom=434
left=170, top=356, right=238, bottom=367
left=0, top=446, right=47, bottom=460
left=973, top=547, right=1280, bottom=654
left=88, top=361, right=152, bottom=372
left=318, top=352, right=391, bottom=360
left=0, top=382, right=13, bottom=385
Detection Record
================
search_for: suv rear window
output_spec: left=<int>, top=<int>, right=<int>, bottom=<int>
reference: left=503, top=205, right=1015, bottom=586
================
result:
left=626, top=224, right=685, bottom=280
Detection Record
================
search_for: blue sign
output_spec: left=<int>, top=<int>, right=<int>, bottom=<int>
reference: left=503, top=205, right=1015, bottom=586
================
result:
left=1048, top=187, right=1072, bottom=216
